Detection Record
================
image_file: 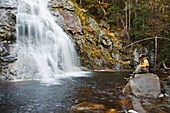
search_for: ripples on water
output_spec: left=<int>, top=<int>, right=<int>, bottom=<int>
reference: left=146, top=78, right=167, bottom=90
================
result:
left=0, top=71, right=129, bottom=113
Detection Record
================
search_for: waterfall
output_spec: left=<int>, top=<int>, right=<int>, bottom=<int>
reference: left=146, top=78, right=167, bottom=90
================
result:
left=133, top=48, right=139, bottom=63
left=13, top=0, right=81, bottom=80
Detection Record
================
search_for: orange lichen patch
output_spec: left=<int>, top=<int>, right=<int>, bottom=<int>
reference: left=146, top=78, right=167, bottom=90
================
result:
left=106, top=32, right=115, bottom=39
left=87, top=26, right=93, bottom=32
left=99, top=23, right=103, bottom=28
left=83, top=26, right=93, bottom=33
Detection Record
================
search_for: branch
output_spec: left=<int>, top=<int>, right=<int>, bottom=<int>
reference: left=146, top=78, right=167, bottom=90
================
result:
left=120, top=17, right=130, bottom=39
left=163, top=59, right=170, bottom=70
left=158, top=59, right=170, bottom=70
left=98, top=1, right=107, bottom=16
left=123, top=37, right=170, bottom=49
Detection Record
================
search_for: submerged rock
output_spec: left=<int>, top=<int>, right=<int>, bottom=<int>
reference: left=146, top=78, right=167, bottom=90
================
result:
left=70, top=102, right=105, bottom=112
left=105, top=109, right=118, bottom=113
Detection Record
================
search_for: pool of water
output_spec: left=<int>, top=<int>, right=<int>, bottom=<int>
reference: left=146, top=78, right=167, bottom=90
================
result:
left=0, top=71, right=130, bottom=113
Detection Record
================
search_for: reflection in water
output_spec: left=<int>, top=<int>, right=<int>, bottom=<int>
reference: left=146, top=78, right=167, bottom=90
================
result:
left=0, top=72, right=129, bottom=113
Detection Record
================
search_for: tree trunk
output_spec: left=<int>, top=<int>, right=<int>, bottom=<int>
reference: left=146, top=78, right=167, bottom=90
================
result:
left=134, top=0, right=138, bottom=29
left=128, top=0, right=131, bottom=31
left=125, top=1, right=128, bottom=30
left=154, top=36, right=158, bottom=70
left=135, top=0, right=138, bottom=18
left=98, top=1, right=107, bottom=17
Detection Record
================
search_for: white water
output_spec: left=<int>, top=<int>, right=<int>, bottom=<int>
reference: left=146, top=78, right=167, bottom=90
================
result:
left=133, top=48, right=139, bottom=63
left=13, top=0, right=83, bottom=80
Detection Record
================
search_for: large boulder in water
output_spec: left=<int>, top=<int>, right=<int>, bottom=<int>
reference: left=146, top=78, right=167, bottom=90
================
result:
left=123, top=73, right=161, bottom=98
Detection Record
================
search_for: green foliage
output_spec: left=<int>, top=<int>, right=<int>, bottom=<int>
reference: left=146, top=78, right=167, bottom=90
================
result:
left=75, top=0, right=170, bottom=67
left=165, top=45, right=170, bottom=58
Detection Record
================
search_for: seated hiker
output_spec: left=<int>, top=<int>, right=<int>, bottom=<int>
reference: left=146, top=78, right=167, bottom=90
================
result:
left=130, top=54, right=149, bottom=77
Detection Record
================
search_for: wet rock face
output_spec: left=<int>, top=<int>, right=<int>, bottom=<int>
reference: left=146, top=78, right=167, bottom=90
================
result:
left=0, top=0, right=83, bottom=42
left=48, top=0, right=82, bottom=35
left=0, top=0, right=18, bottom=41
left=0, top=0, right=18, bottom=80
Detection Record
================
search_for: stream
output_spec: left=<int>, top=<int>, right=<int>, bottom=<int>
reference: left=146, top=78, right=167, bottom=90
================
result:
left=0, top=71, right=129, bottom=113
left=0, top=71, right=170, bottom=113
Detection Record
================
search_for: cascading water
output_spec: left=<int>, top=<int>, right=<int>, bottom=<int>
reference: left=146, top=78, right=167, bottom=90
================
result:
left=13, top=0, right=81, bottom=80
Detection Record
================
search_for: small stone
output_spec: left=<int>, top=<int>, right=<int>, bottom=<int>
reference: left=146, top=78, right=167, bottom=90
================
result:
left=128, top=109, right=138, bottom=113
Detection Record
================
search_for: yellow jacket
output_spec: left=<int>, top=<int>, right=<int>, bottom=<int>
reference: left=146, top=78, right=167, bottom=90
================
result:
left=139, top=58, right=149, bottom=68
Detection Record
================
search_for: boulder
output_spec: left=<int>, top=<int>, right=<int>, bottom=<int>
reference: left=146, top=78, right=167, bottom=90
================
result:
left=123, top=73, right=161, bottom=98
left=121, top=95, right=147, bottom=113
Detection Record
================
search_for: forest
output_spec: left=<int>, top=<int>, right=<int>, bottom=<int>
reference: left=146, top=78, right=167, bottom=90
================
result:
left=74, top=0, right=170, bottom=69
